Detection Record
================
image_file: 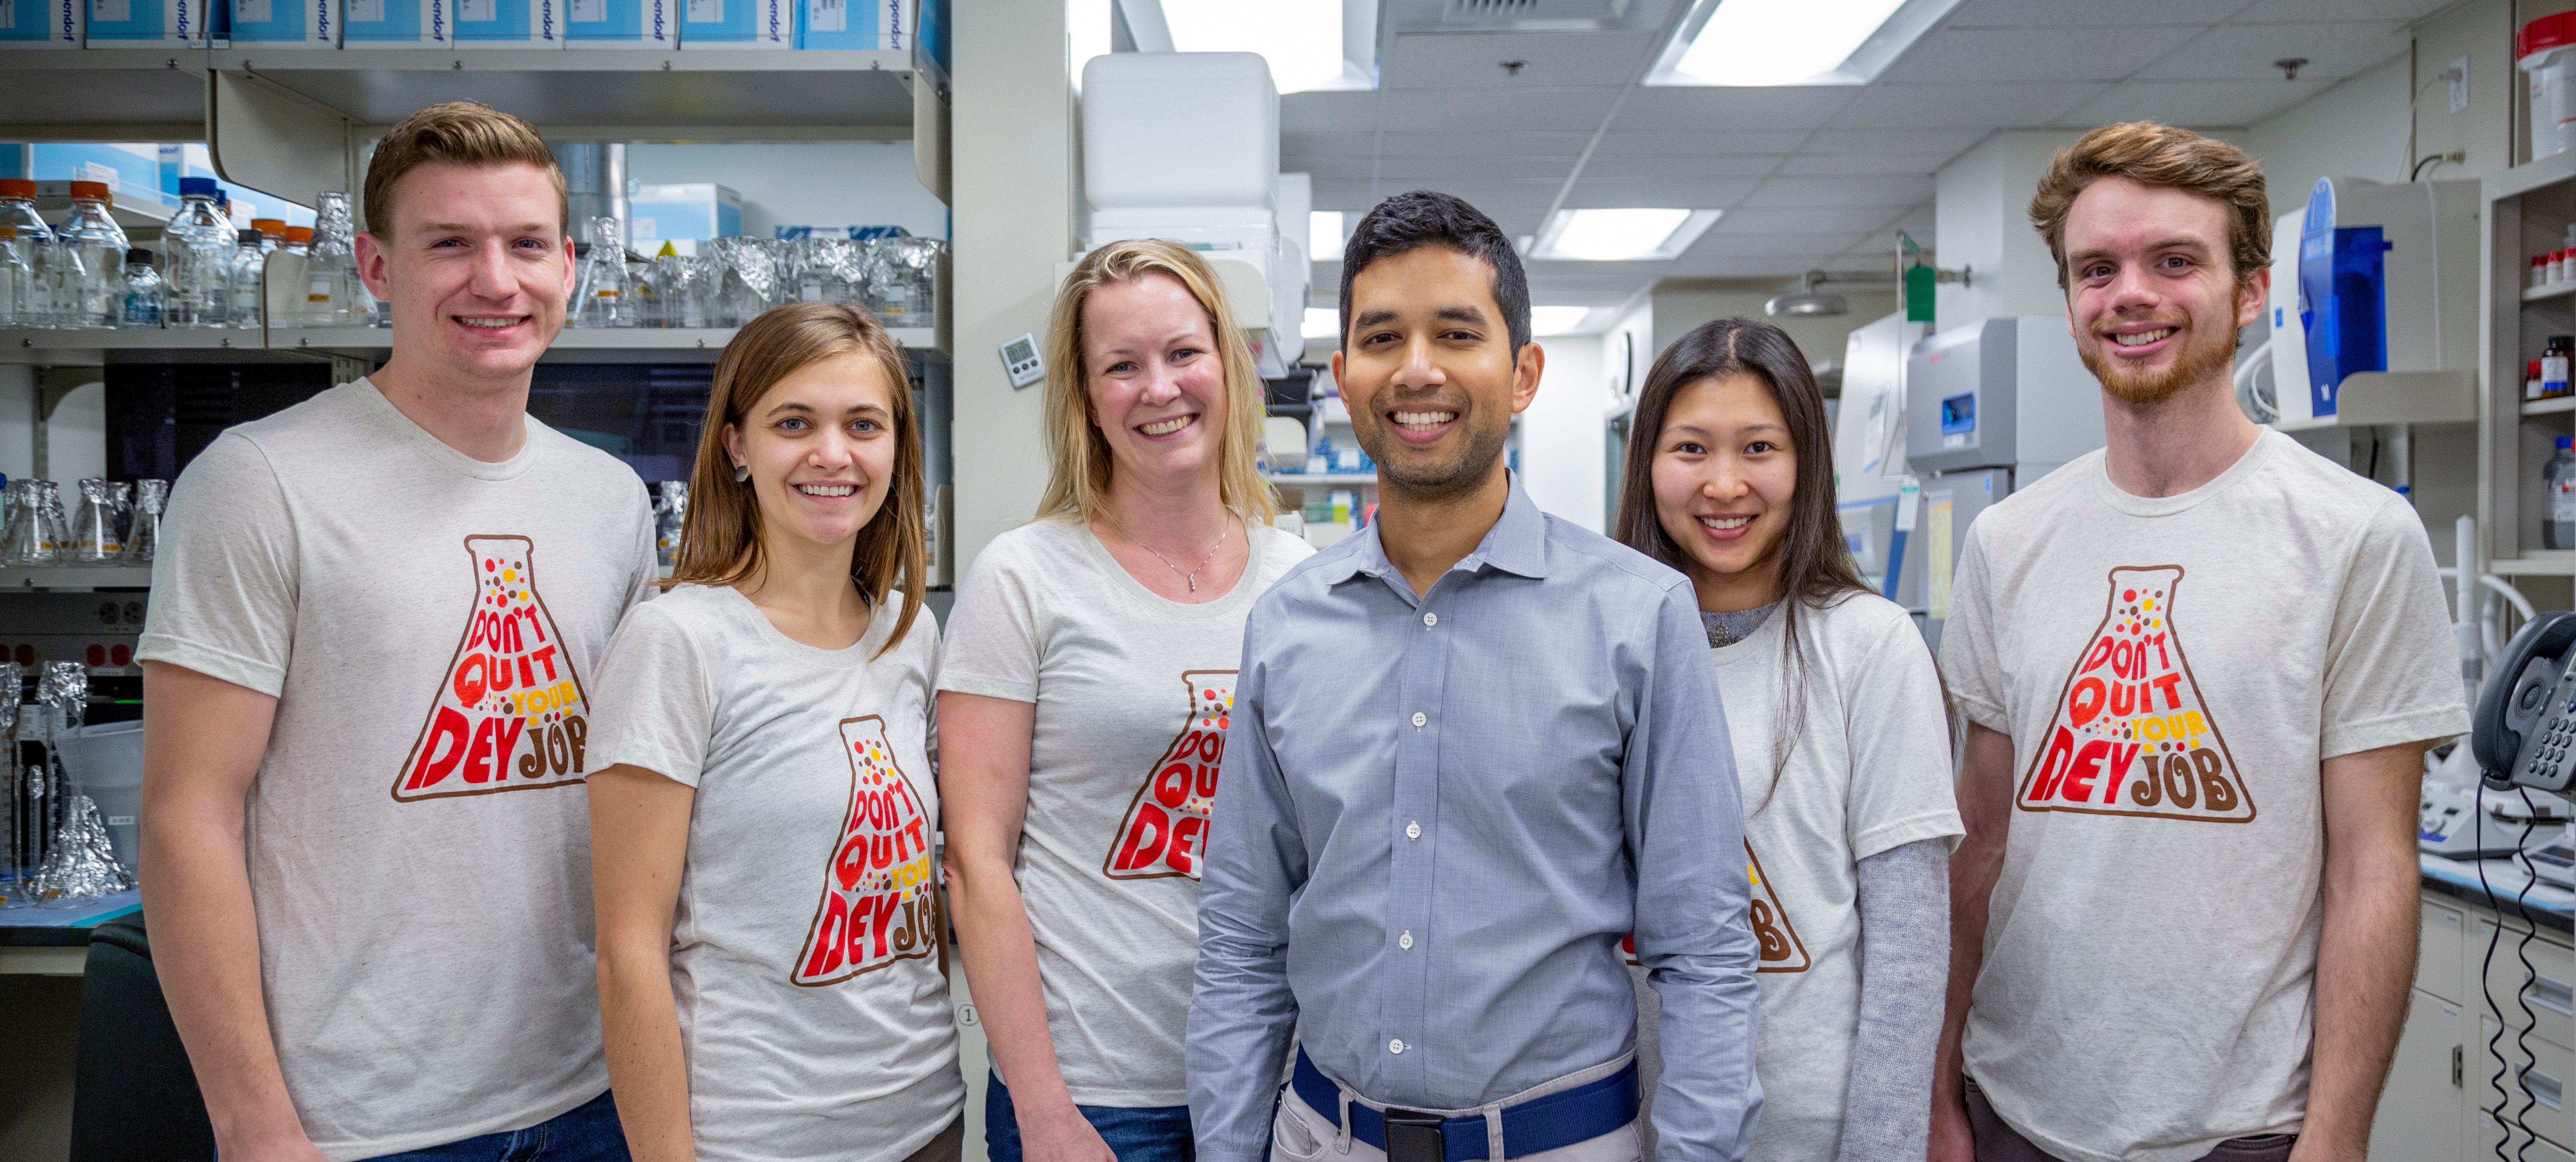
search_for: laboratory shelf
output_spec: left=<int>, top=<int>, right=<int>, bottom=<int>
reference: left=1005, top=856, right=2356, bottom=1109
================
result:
left=1264, top=472, right=1379, bottom=485
left=0, top=565, right=155, bottom=590
left=2525, top=397, right=2576, bottom=415
left=2490, top=554, right=2576, bottom=577
left=0, top=326, right=946, bottom=364
left=2526, top=282, right=2576, bottom=303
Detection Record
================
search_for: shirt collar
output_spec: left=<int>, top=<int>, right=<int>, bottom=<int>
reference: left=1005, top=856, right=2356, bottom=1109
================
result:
left=1315, top=471, right=1551, bottom=587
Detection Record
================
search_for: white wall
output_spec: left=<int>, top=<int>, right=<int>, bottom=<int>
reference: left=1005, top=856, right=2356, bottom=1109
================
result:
left=626, top=142, right=951, bottom=240
left=1521, top=333, right=1606, bottom=533
left=2243, top=53, right=2410, bottom=199
left=1649, top=281, right=1898, bottom=377
left=1932, top=130, right=2084, bottom=333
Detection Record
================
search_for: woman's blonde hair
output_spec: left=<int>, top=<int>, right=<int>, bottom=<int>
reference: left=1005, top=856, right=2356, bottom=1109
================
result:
left=1035, top=239, right=1275, bottom=524
left=668, top=301, right=926, bottom=658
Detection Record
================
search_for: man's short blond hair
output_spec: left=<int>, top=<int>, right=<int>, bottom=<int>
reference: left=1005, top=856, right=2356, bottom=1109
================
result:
left=363, top=102, right=566, bottom=236
left=2029, top=121, right=2270, bottom=289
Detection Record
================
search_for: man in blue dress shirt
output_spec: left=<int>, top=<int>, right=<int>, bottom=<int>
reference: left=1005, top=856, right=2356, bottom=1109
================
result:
left=1187, top=190, right=1763, bottom=1162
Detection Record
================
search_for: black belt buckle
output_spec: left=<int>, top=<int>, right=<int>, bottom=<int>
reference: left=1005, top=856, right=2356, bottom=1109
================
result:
left=1383, top=1108, right=1447, bottom=1162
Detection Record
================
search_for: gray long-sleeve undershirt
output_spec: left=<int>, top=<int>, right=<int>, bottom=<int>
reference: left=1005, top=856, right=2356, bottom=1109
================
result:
left=1630, top=838, right=1951, bottom=1162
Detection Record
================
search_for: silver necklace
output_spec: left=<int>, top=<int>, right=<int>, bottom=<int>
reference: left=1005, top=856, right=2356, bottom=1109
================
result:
left=1109, top=515, right=1232, bottom=593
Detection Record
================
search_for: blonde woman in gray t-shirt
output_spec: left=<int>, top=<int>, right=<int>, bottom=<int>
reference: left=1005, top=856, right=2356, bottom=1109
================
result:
left=939, top=240, right=1313, bottom=1162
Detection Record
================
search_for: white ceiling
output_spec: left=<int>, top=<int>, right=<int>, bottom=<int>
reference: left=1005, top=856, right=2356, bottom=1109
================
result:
left=1287, top=0, right=2446, bottom=310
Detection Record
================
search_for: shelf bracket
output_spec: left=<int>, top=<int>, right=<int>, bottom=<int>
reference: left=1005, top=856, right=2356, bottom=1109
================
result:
left=209, top=69, right=358, bottom=206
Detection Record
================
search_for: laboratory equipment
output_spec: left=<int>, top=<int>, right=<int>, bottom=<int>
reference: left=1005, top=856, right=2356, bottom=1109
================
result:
left=2288, top=177, right=2478, bottom=422
left=1081, top=51, right=1302, bottom=377
left=1901, top=316, right=2109, bottom=648
left=453, top=0, right=561, bottom=46
left=2525, top=12, right=2576, bottom=161
left=0, top=661, right=23, bottom=907
left=2, top=479, right=63, bottom=566
left=2472, top=611, right=2576, bottom=797
left=305, top=191, right=372, bottom=327
left=564, top=0, right=672, bottom=47
left=164, top=177, right=232, bottom=328
left=573, top=216, right=636, bottom=328
left=1830, top=312, right=1928, bottom=604
left=868, top=236, right=944, bottom=331
left=0, top=178, right=55, bottom=328
left=705, top=237, right=781, bottom=328
left=118, top=249, right=163, bottom=328
left=25, top=663, right=130, bottom=907
left=227, top=228, right=267, bottom=329
left=85, top=0, right=211, bottom=46
left=794, top=0, right=911, bottom=49
left=790, top=236, right=872, bottom=308
left=121, top=479, right=166, bottom=564
left=2423, top=739, right=2565, bottom=858
left=265, top=226, right=314, bottom=328
left=679, top=0, right=788, bottom=47
left=0, top=0, right=79, bottom=45
left=53, top=181, right=129, bottom=330
left=227, top=0, right=336, bottom=44
left=2551, top=437, right=2576, bottom=551
left=629, top=182, right=742, bottom=250
left=654, top=481, right=686, bottom=569
left=343, top=0, right=455, bottom=46
left=68, top=478, right=122, bottom=562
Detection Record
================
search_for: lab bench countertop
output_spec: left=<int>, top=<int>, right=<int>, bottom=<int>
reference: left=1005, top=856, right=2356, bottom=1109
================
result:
left=2419, top=853, right=2573, bottom=934
left=0, top=888, right=141, bottom=947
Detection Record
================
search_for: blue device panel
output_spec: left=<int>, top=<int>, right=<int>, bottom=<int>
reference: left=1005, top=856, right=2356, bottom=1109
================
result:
left=2297, top=178, right=2390, bottom=418
left=1940, top=392, right=1975, bottom=436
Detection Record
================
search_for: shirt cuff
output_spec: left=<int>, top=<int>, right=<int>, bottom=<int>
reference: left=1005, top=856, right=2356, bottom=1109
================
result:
left=932, top=668, right=1038, bottom=704
left=135, top=633, right=286, bottom=698
left=2320, top=706, right=2470, bottom=760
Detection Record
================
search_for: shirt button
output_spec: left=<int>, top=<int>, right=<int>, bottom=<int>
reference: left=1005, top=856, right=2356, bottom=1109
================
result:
left=1412, top=711, right=1427, bottom=728
left=1422, top=611, right=1437, bottom=628
left=1399, top=931, right=1414, bottom=950
left=1406, top=821, right=1421, bottom=840
left=1389, top=1039, right=1406, bottom=1055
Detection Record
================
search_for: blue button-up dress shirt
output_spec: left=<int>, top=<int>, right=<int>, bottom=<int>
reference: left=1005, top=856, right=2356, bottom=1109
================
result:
left=1188, top=479, right=1762, bottom=1162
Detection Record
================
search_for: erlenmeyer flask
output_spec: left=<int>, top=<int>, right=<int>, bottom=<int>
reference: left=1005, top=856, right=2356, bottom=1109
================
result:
left=654, top=482, right=686, bottom=570
left=68, top=478, right=121, bottom=562
left=1103, top=669, right=1235, bottom=880
left=121, top=479, right=167, bottom=564
left=2, top=479, right=57, bottom=566
left=28, top=663, right=128, bottom=907
left=2016, top=564, right=2253, bottom=822
left=0, top=660, right=24, bottom=908
left=393, top=535, right=597, bottom=802
left=573, top=217, right=634, bottom=329
left=792, top=715, right=938, bottom=984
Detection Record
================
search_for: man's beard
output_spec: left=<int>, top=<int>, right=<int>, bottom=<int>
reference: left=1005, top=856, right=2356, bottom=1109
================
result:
left=2078, top=314, right=2239, bottom=407
left=1351, top=395, right=1510, bottom=502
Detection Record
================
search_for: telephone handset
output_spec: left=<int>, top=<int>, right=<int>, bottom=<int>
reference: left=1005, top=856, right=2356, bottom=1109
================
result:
left=2473, top=611, right=2576, bottom=795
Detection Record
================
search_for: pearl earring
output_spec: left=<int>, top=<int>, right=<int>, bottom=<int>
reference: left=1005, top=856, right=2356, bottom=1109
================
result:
left=733, top=462, right=750, bottom=483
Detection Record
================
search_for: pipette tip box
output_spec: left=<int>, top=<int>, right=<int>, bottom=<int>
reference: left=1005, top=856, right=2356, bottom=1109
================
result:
left=341, top=0, right=450, bottom=46
left=677, top=0, right=785, bottom=49
left=452, top=0, right=562, bottom=46
left=792, top=0, right=900, bottom=50
left=227, top=0, right=336, bottom=44
left=84, top=0, right=212, bottom=44
left=0, top=0, right=83, bottom=45
left=562, top=0, right=668, bottom=47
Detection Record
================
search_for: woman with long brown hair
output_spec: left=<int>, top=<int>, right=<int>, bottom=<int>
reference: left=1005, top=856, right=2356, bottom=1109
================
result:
left=936, top=239, right=1310, bottom=1162
left=1616, top=316, right=1961, bottom=1162
left=585, top=302, right=962, bottom=1162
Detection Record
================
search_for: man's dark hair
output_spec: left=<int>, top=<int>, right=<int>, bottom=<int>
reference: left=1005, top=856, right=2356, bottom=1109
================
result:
left=1338, top=190, right=1530, bottom=355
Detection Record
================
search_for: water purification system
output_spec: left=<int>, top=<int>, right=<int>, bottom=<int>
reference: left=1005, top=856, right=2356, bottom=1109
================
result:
left=2277, top=177, right=2477, bottom=424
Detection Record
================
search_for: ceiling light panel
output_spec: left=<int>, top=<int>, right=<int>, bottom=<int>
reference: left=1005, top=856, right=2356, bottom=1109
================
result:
left=1131, top=0, right=1380, bottom=94
left=1530, top=208, right=1722, bottom=261
left=1646, top=0, right=1968, bottom=87
left=1530, top=305, right=1595, bottom=335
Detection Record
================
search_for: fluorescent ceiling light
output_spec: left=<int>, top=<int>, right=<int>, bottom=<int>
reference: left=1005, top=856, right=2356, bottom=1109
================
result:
left=1529, top=208, right=1721, bottom=261
left=1530, top=306, right=1593, bottom=335
left=1311, top=211, right=1346, bottom=259
left=1304, top=307, right=1343, bottom=340
left=1146, top=0, right=1374, bottom=94
left=1647, top=0, right=1965, bottom=87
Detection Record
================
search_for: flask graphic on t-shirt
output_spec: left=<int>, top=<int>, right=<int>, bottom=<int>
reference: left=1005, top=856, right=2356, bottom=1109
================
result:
left=393, top=536, right=593, bottom=802
left=1102, top=670, right=1234, bottom=881
left=794, top=716, right=938, bottom=986
left=2016, top=565, right=2253, bottom=823
left=1623, top=840, right=1808, bottom=973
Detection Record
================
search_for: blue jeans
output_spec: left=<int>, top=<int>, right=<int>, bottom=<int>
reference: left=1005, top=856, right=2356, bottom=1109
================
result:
left=986, top=1071, right=1193, bottom=1162
left=357, top=1090, right=631, bottom=1162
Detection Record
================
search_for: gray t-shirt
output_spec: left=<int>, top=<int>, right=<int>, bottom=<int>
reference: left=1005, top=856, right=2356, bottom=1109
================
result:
left=1939, top=430, right=2469, bottom=1162
left=136, top=378, right=657, bottom=1161
left=588, top=584, right=963, bottom=1162
left=936, top=517, right=1311, bottom=1106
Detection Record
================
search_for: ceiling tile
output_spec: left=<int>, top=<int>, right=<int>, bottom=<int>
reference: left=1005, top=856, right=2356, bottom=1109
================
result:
left=1581, top=153, right=1784, bottom=179
left=1381, top=86, right=1626, bottom=133
left=1877, top=27, right=2205, bottom=85
left=1588, top=130, right=1815, bottom=155
left=2228, top=0, right=2458, bottom=21
left=1715, top=206, right=1913, bottom=235
left=2132, top=22, right=2408, bottom=81
left=1281, top=91, right=1384, bottom=135
left=1738, top=175, right=1936, bottom=209
left=1800, top=127, right=1994, bottom=154
left=1287, top=131, right=1605, bottom=160
left=1776, top=152, right=1962, bottom=177
left=1826, top=82, right=2105, bottom=128
left=1663, top=254, right=1844, bottom=277
left=1563, top=177, right=1764, bottom=209
left=1614, top=86, right=1862, bottom=133
left=1944, top=0, right=2251, bottom=26
left=1333, top=154, right=1590, bottom=181
left=1381, top=30, right=1662, bottom=90
left=2058, top=78, right=2332, bottom=127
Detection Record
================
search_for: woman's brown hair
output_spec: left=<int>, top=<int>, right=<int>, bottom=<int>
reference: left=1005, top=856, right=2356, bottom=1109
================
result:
left=667, top=301, right=925, bottom=658
left=1614, top=317, right=1872, bottom=810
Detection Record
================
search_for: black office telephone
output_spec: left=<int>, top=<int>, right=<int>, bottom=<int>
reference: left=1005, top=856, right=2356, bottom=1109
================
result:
left=2474, top=611, right=2576, bottom=796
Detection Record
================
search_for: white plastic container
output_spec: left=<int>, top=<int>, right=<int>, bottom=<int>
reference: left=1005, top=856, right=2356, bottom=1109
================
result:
left=2525, top=13, right=2576, bottom=160
left=0, top=0, right=81, bottom=46
left=85, top=0, right=212, bottom=44
left=58, top=721, right=144, bottom=874
left=1081, top=52, right=1279, bottom=213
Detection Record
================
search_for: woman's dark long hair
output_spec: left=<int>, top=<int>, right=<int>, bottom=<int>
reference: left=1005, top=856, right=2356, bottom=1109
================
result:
left=1614, top=317, right=1871, bottom=811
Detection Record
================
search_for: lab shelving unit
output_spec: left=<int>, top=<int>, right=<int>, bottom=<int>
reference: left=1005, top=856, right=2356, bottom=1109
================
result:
left=2486, top=147, right=2576, bottom=581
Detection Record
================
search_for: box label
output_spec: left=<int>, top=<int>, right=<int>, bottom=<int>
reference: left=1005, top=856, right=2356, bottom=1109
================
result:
left=682, top=0, right=709, bottom=20
left=92, top=0, right=129, bottom=22
left=234, top=0, right=265, bottom=23
left=804, top=0, right=834, bottom=30
left=567, top=0, right=596, bottom=20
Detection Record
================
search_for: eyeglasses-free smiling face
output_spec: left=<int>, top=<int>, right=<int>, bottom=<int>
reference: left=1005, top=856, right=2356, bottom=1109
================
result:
left=2060, top=175, right=2266, bottom=405
left=722, top=350, right=902, bottom=554
left=360, top=161, right=574, bottom=385
left=1332, top=245, right=1540, bottom=499
left=1081, top=272, right=1229, bottom=489
left=1650, top=373, right=1797, bottom=598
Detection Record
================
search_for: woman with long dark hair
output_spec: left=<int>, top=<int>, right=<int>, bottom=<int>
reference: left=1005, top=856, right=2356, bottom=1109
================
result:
left=1616, top=316, right=1961, bottom=1162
